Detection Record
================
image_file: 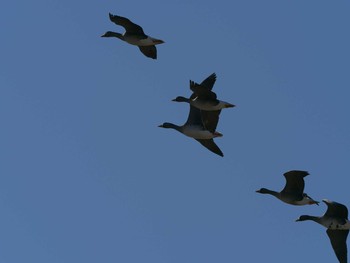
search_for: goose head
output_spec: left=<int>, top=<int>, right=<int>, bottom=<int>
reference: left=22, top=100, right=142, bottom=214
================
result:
left=295, top=215, right=317, bottom=222
left=172, top=96, right=189, bottom=103
left=101, top=31, right=123, bottom=38
left=256, top=188, right=271, bottom=194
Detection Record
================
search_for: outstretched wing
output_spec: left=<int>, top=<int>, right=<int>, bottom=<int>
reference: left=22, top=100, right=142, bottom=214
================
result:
left=326, top=229, right=348, bottom=263
left=282, top=170, right=309, bottom=194
left=200, top=73, right=217, bottom=90
left=109, top=13, right=145, bottom=35
left=138, top=46, right=157, bottom=59
left=201, top=110, right=221, bottom=133
left=189, top=80, right=217, bottom=100
left=196, top=139, right=223, bottom=157
left=185, top=105, right=204, bottom=127
left=323, top=200, right=349, bottom=219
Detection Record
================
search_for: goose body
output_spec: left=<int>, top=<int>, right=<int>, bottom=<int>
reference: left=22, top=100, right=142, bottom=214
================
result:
left=256, top=170, right=319, bottom=206
left=102, top=13, right=164, bottom=59
left=172, top=73, right=235, bottom=111
left=173, top=96, right=234, bottom=111
left=181, top=125, right=222, bottom=139
left=192, top=99, right=234, bottom=111
left=321, top=218, right=350, bottom=230
left=159, top=105, right=223, bottom=157
left=122, top=35, right=163, bottom=46
left=256, top=188, right=317, bottom=205
left=159, top=122, right=222, bottom=140
left=296, top=199, right=349, bottom=263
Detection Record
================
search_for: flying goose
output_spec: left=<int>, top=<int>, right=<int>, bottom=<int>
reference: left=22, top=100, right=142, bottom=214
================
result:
left=172, top=73, right=235, bottom=111
left=256, top=170, right=319, bottom=205
left=296, top=199, right=350, bottom=263
left=101, top=13, right=164, bottom=59
left=158, top=104, right=223, bottom=157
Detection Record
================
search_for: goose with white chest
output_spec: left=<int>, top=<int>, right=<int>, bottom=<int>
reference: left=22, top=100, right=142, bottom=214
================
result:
left=296, top=199, right=350, bottom=263
left=101, top=13, right=164, bottom=59
left=172, top=73, right=235, bottom=111
left=256, top=170, right=319, bottom=206
left=158, top=104, right=224, bottom=157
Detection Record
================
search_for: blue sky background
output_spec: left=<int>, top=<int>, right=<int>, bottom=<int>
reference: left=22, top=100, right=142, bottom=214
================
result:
left=1, top=0, right=350, bottom=262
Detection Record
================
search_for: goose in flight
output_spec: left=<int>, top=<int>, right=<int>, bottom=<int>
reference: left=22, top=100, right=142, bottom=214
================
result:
left=296, top=199, right=350, bottom=263
left=256, top=170, right=319, bottom=205
left=159, top=104, right=224, bottom=157
left=172, top=73, right=235, bottom=111
left=101, top=13, right=164, bottom=59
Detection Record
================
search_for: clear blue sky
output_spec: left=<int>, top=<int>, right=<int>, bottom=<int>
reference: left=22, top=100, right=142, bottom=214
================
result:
left=1, top=0, right=350, bottom=262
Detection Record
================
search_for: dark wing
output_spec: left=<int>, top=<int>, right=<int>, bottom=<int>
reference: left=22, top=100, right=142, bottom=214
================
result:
left=323, top=200, right=349, bottom=219
left=189, top=80, right=217, bottom=100
left=109, top=13, right=145, bottom=35
left=201, top=110, right=221, bottom=133
left=281, top=170, right=309, bottom=194
left=189, top=92, right=198, bottom=100
left=138, top=46, right=157, bottom=59
left=200, top=73, right=217, bottom=90
left=196, top=139, right=223, bottom=157
left=185, top=105, right=204, bottom=127
left=326, top=229, right=348, bottom=263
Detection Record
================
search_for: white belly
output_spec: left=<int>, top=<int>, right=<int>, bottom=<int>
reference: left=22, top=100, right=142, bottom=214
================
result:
left=182, top=126, right=215, bottom=139
left=191, top=100, right=228, bottom=111
left=293, top=196, right=315, bottom=205
left=322, top=218, right=350, bottom=230
left=124, top=36, right=155, bottom=46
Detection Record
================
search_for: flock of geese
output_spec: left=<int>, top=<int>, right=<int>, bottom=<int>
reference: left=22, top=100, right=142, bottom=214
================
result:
left=256, top=171, right=349, bottom=263
left=101, top=13, right=349, bottom=263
